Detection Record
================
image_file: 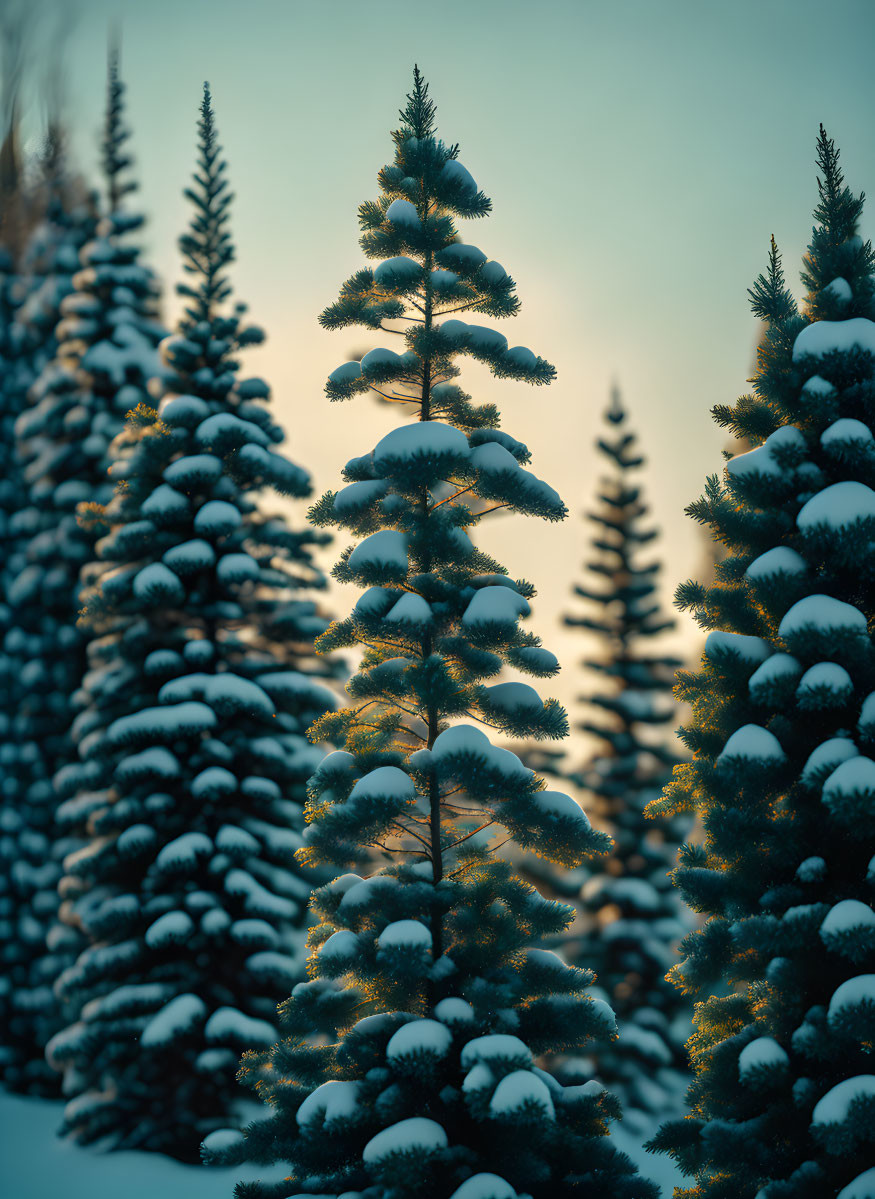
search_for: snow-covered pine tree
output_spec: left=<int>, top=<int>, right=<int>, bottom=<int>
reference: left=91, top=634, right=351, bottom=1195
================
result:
left=560, top=387, right=690, bottom=1130
left=647, top=128, right=875, bottom=1198
left=205, top=69, right=658, bottom=1199
left=0, top=56, right=159, bottom=1095
left=46, top=83, right=335, bottom=1162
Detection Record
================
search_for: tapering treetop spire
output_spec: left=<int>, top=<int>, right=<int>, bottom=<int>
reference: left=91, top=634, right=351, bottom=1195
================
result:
left=101, top=42, right=136, bottom=214
left=177, top=82, right=235, bottom=326
left=397, top=64, right=437, bottom=140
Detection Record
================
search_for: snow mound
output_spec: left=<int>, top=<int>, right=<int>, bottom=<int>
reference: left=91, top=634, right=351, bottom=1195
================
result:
left=828, top=975, right=875, bottom=1025
left=349, top=766, right=416, bottom=804
left=141, top=994, right=207, bottom=1048
left=717, top=724, right=785, bottom=767
left=811, top=1075, right=875, bottom=1126
left=489, top=1069, right=555, bottom=1118
left=738, top=1036, right=789, bottom=1081
left=449, top=1174, right=517, bottom=1199
left=296, top=1079, right=361, bottom=1128
left=821, top=418, right=873, bottom=449
left=460, top=1034, right=532, bottom=1069
left=821, top=900, right=875, bottom=939
left=704, top=631, right=771, bottom=663
left=801, top=737, right=858, bottom=787
left=745, top=546, right=807, bottom=580
left=377, top=920, right=432, bottom=950
left=374, top=420, right=469, bottom=470
left=462, top=586, right=530, bottom=628
left=362, top=1117, right=447, bottom=1163
left=838, top=1169, right=875, bottom=1199
left=793, top=317, right=875, bottom=361
left=779, top=595, right=867, bottom=638
left=797, top=481, right=875, bottom=532
left=385, top=198, right=421, bottom=228
left=386, top=1019, right=452, bottom=1062
left=348, top=530, right=408, bottom=574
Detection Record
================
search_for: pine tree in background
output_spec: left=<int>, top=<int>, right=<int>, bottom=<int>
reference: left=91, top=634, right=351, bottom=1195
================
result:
left=648, top=129, right=875, bottom=1198
left=0, top=53, right=160, bottom=1094
left=46, top=84, right=335, bottom=1161
left=561, top=389, right=691, bottom=1132
left=206, top=69, right=658, bottom=1199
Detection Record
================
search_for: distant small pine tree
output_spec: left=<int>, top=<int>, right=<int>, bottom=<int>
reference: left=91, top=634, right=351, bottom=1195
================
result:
left=560, top=388, right=691, bottom=1129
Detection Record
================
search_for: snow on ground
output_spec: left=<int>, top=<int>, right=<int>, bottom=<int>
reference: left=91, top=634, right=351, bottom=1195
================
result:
left=0, top=1091, right=280, bottom=1199
left=0, top=1091, right=685, bottom=1198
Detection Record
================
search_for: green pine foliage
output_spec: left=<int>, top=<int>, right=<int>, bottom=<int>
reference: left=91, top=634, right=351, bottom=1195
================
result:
left=206, top=69, right=658, bottom=1199
left=45, top=84, right=334, bottom=1162
left=0, top=126, right=98, bottom=1093
left=647, top=129, right=875, bottom=1198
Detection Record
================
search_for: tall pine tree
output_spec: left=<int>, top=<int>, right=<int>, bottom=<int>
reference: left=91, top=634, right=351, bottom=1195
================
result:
left=0, top=54, right=159, bottom=1094
left=46, top=84, right=334, bottom=1161
left=205, top=69, right=658, bottom=1199
left=648, top=129, right=875, bottom=1198
left=561, top=388, right=690, bottom=1131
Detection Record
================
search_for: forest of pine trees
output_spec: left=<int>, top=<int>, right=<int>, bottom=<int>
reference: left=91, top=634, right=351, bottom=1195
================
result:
left=0, top=29, right=873, bottom=1199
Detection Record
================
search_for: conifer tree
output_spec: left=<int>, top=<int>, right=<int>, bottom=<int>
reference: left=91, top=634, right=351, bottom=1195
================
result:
left=46, top=84, right=334, bottom=1161
left=648, top=129, right=875, bottom=1198
left=0, top=56, right=158, bottom=1094
left=561, top=389, right=690, bottom=1130
left=206, top=69, right=658, bottom=1199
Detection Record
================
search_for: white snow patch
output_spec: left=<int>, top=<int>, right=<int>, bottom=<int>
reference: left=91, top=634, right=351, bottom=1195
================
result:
left=821, top=418, right=873, bottom=449
left=779, top=595, right=867, bottom=638
left=460, top=1035, right=532, bottom=1069
left=385, top=199, right=421, bottom=228
left=821, top=900, right=875, bottom=938
left=362, top=1117, right=447, bottom=1163
left=717, top=725, right=785, bottom=767
left=377, top=920, right=432, bottom=951
left=704, top=631, right=771, bottom=663
left=823, top=756, right=875, bottom=804
left=793, top=317, right=875, bottom=361
left=828, top=975, right=875, bottom=1025
left=348, top=530, right=408, bottom=574
left=386, top=1019, right=452, bottom=1062
left=738, top=1037, right=789, bottom=1081
left=489, top=1070, right=555, bottom=1119
left=797, top=662, right=853, bottom=698
left=811, top=1075, right=875, bottom=1125
left=823, top=277, right=853, bottom=303
left=797, top=481, right=875, bottom=532
left=462, top=587, right=530, bottom=628
left=141, top=994, right=207, bottom=1047
left=449, top=1174, right=516, bottom=1199
left=349, top=766, right=415, bottom=805
left=296, top=1079, right=361, bottom=1127
left=745, top=547, right=807, bottom=580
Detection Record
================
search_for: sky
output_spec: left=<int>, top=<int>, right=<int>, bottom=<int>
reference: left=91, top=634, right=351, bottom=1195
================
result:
left=15, top=0, right=875, bottom=720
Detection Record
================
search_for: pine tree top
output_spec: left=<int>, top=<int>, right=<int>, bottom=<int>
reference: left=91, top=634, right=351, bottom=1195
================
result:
left=397, top=65, right=437, bottom=141
left=177, top=83, right=235, bottom=328
left=101, top=46, right=137, bottom=215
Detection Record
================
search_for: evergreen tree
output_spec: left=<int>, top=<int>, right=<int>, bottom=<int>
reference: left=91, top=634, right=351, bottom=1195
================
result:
left=206, top=69, right=658, bottom=1199
left=0, top=55, right=158, bottom=1093
left=648, top=129, right=875, bottom=1198
left=46, top=84, right=334, bottom=1161
left=560, top=388, right=690, bottom=1130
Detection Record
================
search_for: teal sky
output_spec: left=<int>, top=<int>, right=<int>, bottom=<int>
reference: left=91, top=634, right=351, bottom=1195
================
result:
left=36, top=0, right=875, bottom=712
